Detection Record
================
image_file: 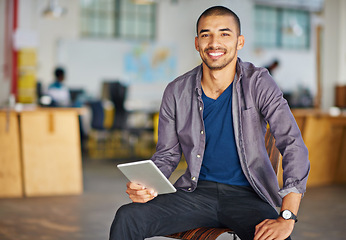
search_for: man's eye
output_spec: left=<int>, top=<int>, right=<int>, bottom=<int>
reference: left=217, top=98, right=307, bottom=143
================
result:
left=201, top=34, right=209, bottom=38
left=221, top=33, right=230, bottom=36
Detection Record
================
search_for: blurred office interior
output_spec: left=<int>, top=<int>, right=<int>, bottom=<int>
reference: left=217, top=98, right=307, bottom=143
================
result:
left=0, top=0, right=346, bottom=239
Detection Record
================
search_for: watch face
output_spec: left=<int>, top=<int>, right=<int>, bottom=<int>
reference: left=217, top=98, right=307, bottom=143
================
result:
left=282, top=210, right=292, bottom=219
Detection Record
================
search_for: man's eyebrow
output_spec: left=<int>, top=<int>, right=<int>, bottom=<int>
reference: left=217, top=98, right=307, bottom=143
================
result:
left=199, top=29, right=210, bottom=34
left=199, top=28, right=233, bottom=35
left=219, top=28, right=232, bottom=32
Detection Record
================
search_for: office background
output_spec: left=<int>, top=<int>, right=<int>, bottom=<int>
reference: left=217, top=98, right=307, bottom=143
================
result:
left=0, top=0, right=346, bottom=240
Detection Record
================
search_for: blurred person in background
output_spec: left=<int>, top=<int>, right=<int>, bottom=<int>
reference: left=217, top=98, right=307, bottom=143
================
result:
left=265, top=59, right=280, bottom=76
left=47, top=67, right=71, bottom=107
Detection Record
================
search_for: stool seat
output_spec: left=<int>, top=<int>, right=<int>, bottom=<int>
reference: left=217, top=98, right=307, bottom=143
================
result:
left=166, top=227, right=235, bottom=240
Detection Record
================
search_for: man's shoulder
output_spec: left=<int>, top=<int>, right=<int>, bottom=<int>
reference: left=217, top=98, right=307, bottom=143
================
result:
left=238, top=58, right=268, bottom=78
left=237, top=58, right=275, bottom=90
left=166, top=65, right=201, bottom=90
left=173, top=65, right=201, bottom=83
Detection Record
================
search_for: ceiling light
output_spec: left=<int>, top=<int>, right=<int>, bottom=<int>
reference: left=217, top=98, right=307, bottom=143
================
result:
left=131, top=0, right=156, bottom=5
left=43, top=0, right=67, bottom=18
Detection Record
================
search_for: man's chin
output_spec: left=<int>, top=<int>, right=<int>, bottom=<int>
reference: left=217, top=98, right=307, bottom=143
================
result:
left=202, top=56, right=236, bottom=71
left=204, top=62, right=228, bottom=71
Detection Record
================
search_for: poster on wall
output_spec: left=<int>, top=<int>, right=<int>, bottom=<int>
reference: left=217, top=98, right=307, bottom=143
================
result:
left=124, top=43, right=177, bottom=84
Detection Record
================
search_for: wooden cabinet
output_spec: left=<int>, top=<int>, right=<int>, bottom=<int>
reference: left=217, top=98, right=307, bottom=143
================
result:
left=0, top=108, right=83, bottom=197
left=0, top=112, right=23, bottom=197
left=291, top=110, right=346, bottom=187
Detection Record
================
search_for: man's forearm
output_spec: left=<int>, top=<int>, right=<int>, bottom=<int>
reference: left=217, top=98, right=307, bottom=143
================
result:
left=280, top=192, right=302, bottom=217
left=254, top=192, right=302, bottom=239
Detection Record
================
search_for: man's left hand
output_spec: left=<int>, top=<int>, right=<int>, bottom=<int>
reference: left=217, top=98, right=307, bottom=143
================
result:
left=254, top=217, right=294, bottom=240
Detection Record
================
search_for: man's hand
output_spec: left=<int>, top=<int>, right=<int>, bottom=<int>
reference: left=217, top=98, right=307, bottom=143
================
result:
left=254, top=217, right=294, bottom=240
left=126, top=182, right=158, bottom=203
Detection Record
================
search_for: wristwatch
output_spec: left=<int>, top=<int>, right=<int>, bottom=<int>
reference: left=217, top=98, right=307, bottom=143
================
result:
left=280, top=210, right=298, bottom=222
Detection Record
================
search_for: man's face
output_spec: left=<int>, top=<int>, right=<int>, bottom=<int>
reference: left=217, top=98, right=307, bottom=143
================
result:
left=195, top=15, right=244, bottom=71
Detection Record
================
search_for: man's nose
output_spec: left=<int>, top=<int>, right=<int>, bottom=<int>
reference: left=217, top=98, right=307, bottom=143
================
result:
left=208, top=35, right=221, bottom=48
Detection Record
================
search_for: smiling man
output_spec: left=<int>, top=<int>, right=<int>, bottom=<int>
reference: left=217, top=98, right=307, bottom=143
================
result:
left=110, top=6, right=310, bottom=240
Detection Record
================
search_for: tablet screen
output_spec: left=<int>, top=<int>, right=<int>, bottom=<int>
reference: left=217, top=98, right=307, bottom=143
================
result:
left=117, top=160, right=176, bottom=195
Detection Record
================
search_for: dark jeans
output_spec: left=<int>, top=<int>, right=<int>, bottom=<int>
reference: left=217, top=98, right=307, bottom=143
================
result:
left=110, top=181, right=291, bottom=240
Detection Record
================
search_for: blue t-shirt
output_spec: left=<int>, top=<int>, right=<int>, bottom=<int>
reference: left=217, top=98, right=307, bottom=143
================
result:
left=49, top=81, right=64, bottom=89
left=199, top=82, right=250, bottom=186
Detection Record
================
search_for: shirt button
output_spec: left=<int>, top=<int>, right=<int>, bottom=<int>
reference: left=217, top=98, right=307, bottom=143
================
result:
left=197, top=154, right=201, bottom=158
left=191, top=176, right=196, bottom=181
left=200, top=130, right=204, bottom=134
left=188, top=188, right=192, bottom=191
left=199, top=107, right=202, bottom=111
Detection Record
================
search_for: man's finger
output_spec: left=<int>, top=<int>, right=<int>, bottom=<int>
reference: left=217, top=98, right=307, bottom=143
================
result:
left=129, top=193, right=155, bottom=203
left=127, top=182, right=145, bottom=190
left=255, top=219, right=269, bottom=235
left=126, top=188, right=148, bottom=196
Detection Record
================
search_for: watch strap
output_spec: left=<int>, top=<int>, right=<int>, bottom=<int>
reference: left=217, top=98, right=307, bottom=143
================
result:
left=280, top=210, right=298, bottom=223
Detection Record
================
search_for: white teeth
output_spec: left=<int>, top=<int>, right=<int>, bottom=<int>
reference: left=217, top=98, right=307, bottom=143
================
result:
left=209, top=52, right=223, bottom=57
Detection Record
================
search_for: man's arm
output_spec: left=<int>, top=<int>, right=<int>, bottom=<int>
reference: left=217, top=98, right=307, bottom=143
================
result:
left=252, top=69, right=308, bottom=239
left=125, top=83, right=180, bottom=203
left=255, top=69, right=309, bottom=198
left=254, top=190, right=302, bottom=239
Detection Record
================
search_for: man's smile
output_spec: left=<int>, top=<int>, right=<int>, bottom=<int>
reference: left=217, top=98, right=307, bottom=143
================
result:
left=205, top=48, right=226, bottom=59
left=209, top=52, right=224, bottom=57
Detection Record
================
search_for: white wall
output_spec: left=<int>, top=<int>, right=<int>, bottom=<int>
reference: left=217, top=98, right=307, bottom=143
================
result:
left=322, top=0, right=346, bottom=110
left=156, top=0, right=254, bottom=76
left=0, top=0, right=11, bottom=106
left=0, top=0, right=79, bottom=105
left=2, top=0, right=322, bottom=109
left=157, top=0, right=317, bottom=95
left=56, top=38, right=176, bottom=111
left=338, top=1, right=346, bottom=85
left=17, top=0, right=79, bottom=87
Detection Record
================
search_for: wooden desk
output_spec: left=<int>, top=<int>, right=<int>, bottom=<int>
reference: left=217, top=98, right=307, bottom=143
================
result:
left=0, top=111, right=23, bottom=197
left=292, top=109, right=346, bottom=186
left=0, top=108, right=83, bottom=197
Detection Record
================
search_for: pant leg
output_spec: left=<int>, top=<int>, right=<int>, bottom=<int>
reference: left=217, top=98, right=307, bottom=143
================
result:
left=217, top=184, right=291, bottom=240
left=110, top=183, right=222, bottom=240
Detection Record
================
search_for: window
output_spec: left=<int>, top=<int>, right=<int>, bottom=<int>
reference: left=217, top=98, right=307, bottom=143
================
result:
left=80, top=0, right=156, bottom=40
left=80, top=0, right=116, bottom=37
left=254, top=5, right=310, bottom=49
left=118, top=0, right=156, bottom=40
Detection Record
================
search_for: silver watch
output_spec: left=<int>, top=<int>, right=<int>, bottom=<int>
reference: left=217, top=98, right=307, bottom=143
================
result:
left=280, top=210, right=298, bottom=222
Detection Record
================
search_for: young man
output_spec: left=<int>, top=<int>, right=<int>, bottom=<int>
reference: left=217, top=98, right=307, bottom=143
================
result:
left=110, top=6, right=309, bottom=240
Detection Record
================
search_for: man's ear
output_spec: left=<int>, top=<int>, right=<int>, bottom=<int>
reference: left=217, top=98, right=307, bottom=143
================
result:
left=195, top=36, right=200, bottom=51
left=237, top=35, right=245, bottom=50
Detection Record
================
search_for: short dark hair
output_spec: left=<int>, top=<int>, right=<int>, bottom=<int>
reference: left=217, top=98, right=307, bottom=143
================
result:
left=54, top=67, right=65, bottom=78
left=196, top=6, right=241, bottom=36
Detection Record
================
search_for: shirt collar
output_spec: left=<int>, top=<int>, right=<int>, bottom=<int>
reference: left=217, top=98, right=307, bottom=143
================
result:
left=236, top=57, right=243, bottom=83
left=194, top=64, right=203, bottom=96
left=195, top=57, right=244, bottom=95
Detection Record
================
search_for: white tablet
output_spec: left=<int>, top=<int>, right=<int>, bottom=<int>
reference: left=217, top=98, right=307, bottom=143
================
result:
left=117, top=160, right=176, bottom=195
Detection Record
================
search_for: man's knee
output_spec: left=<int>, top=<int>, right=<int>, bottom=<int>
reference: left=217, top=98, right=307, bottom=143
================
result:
left=110, top=203, right=147, bottom=239
left=115, top=203, right=144, bottom=225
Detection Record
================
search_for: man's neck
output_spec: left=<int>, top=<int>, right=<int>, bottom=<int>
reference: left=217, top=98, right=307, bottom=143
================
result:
left=201, top=62, right=237, bottom=100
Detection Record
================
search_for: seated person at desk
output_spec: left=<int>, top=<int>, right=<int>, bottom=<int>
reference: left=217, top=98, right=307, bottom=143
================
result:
left=110, top=6, right=310, bottom=240
left=264, top=59, right=280, bottom=76
left=47, top=67, right=71, bottom=107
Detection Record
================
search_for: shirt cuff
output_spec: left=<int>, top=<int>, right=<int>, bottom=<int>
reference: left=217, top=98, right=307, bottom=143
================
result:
left=278, top=186, right=301, bottom=199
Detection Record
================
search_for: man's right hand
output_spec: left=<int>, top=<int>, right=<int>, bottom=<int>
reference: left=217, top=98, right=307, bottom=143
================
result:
left=126, top=182, right=158, bottom=203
